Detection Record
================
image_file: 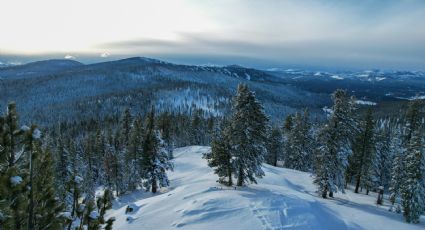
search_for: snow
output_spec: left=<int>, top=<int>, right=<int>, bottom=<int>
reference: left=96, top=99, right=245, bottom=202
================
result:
left=355, top=100, right=377, bottom=106
left=106, top=146, right=424, bottom=230
left=10, top=176, right=23, bottom=186
left=32, top=128, right=41, bottom=139
left=89, top=211, right=99, bottom=219
left=245, top=73, right=251, bottom=81
left=330, top=75, right=344, bottom=80
left=61, top=212, right=72, bottom=220
left=20, top=125, right=30, bottom=132
left=74, top=176, right=84, bottom=184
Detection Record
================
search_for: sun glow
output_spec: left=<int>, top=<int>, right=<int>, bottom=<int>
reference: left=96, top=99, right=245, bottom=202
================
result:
left=0, top=0, right=217, bottom=54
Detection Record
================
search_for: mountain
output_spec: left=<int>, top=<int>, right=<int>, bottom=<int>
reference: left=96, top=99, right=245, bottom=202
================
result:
left=1, top=57, right=423, bottom=124
left=0, top=59, right=83, bottom=79
left=267, top=69, right=425, bottom=102
left=106, top=146, right=425, bottom=230
left=0, top=57, right=328, bottom=124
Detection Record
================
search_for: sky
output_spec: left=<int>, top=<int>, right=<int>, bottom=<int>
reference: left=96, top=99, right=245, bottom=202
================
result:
left=0, top=0, right=424, bottom=70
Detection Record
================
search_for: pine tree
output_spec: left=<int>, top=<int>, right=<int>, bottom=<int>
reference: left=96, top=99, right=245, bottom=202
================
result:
left=140, top=108, right=173, bottom=193
left=189, top=110, right=203, bottom=145
left=401, top=129, right=424, bottom=223
left=351, top=109, right=375, bottom=194
left=127, top=115, right=144, bottom=191
left=228, top=84, right=269, bottom=186
left=120, top=108, right=133, bottom=146
left=282, top=114, right=293, bottom=166
left=158, top=112, right=174, bottom=160
left=285, top=110, right=313, bottom=171
left=370, top=120, right=393, bottom=198
left=96, top=189, right=113, bottom=223
left=314, top=90, right=357, bottom=198
left=32, top=148, right=64, bottom=229
left=265, top=127, right=282, bottom=167
left=204, top=123, right=233, bottom=186
left=389, top=125, right=406, bottom=211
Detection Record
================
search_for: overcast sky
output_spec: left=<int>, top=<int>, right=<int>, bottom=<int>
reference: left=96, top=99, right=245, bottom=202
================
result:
left=1, top=0, right=424, bottom=70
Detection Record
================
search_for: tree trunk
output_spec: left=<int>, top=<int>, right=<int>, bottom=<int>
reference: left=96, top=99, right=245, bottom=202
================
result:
left=237, top=167, right=244, bottom=186
left=28, top=143, right=34, bottom=230
left=354, top=175, right=361, bottom=193
left=152, top=178, right=157, bottom=193
left=322, top=186, right=328, bottom=199
left=329, top=191, right=333, bottom=198
left=227, top=166, right=233, bottom=186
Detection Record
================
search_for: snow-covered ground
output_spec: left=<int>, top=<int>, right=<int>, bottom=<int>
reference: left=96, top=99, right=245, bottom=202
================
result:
left=106, top=146, right=424, bottom=230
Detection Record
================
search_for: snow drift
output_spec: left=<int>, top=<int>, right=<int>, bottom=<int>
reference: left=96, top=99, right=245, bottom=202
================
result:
left=106, top=146, right=424, bottom=230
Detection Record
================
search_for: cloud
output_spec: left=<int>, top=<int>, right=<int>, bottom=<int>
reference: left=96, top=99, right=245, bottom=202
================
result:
left=1, top=0, right=425, bottom=70
left=64, top=55, right=76, bottom=59
left=100, top=52, right=110, bottom=58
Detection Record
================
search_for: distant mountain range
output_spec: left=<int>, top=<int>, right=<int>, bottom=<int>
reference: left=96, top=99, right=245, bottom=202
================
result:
left=1, top=57, right=423, bottom=125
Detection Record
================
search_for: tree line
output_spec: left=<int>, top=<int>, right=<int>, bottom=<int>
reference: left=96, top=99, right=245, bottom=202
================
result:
left=206, top=85, right=424, bottom=224
left=1, top=83, right=424, bottom=228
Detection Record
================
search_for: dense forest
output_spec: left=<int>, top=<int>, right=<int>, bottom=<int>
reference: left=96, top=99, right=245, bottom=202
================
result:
left=0, top=84, right=424, bottom=229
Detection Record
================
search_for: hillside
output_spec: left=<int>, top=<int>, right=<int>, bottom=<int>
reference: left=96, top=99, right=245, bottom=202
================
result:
left=2, top=57, right=424, bottom=125
left=106, top=146, right=424, bottom=230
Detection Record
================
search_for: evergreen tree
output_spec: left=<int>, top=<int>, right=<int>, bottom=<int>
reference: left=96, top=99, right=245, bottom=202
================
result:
left=228, top=84, right=269, bottom=186
left=189, top=110, right=203, bottom=145
left=285, top=110, right=313, bottom=171
left=140, top=108, right=173, bottom=193
left=127, top=115, right=144, bottom=191
left=389, top=125, right=406, bottom=211
left=32, top=148, right=64, bottom=229
left=314, top=90, right=357, bottom=198
left=265, top=127, right=282, bottom=167
left=401, top=129, right=424, bottom=223
left=158, top=112, right=174, bottom=160
left=370, top=120, right=393, bottom=195
left=351, top=109, right=375, bottom=194
left=204, top=123, right=233, bottom=186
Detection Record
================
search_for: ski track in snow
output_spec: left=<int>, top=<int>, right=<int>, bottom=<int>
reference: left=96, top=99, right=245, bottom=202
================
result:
left=106, top=146, right=425, bottom=230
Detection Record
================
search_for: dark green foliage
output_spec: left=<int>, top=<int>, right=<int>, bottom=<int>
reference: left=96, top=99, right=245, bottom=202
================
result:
left=313, top=90, right=358, bottom=198
left=266, top=128, right=282, bottom=167
left=140, top=108, right=173, bottom=193
left=350, top=109, right=375, bottom=194
left=204, top=128, right=233, bottom=186
left=229, top=84, right=269, bottom=186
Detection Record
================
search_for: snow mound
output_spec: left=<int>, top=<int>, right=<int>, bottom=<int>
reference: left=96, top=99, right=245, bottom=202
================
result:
left=106, top=146, right=424, bottom=230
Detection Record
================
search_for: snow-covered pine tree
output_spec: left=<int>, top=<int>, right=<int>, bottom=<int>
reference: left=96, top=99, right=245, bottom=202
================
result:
left=313, top=90, right=357, bottom=198
left=350, top=109, right=375, bottom=194
left=371, top=119, right=393, bottom=197
left=158, top=112, right=174, bottom=160
left=189, top=109, right=203, bottom=145
left=0, top=103, right=32, bottom=229
left=140, top=108, right=173, bottom=193
left=204, top=121, right=233, bottom=186
left=228, top=84, right=269, bottom=186
left=127, top=115, right=144, bottom=191
left=401, top=128, right=424, bottom=223
left=389, top=124, right=406, bottom=211
left=282, top=114, right=294, bottom=167
left=32, top=148, right=64, bottom=229
left=120, top=108, right=133, bottom=146
left=265, top=127, right=283, bottom=167
left=96, top=189, right=113, bottom=224
left=285, top=109, right=313, bottom=171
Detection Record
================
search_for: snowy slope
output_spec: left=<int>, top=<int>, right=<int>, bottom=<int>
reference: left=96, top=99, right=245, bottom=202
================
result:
left=106, top=146, right=424, bottom=230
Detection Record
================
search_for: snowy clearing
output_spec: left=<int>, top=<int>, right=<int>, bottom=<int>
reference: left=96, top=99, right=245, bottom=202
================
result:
left=106, top=146, right=424, bottom=230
